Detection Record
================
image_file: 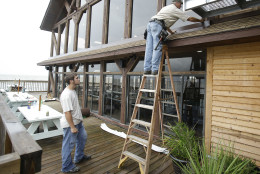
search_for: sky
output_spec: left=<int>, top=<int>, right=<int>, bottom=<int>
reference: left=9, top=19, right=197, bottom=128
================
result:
left=0, top=1, right=50, bottom=79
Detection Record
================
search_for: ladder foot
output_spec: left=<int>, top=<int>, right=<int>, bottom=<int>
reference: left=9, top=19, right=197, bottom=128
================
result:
left=118, top=156, right=128, bottom=168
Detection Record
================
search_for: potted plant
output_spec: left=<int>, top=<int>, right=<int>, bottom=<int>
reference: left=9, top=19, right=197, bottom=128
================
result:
left=164, top=122, right=200, bottom=174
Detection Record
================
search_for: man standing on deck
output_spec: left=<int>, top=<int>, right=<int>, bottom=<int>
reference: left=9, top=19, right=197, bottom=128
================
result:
left=60, top=73, right=91, bottom=173
left=144, top=0, right=204, bottom=75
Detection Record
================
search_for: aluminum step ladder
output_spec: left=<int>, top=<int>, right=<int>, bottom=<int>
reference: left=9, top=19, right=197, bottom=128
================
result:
left=118, top=45, right=180, bottom=174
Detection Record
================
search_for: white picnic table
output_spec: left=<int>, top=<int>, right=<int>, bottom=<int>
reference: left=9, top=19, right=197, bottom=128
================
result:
left=18, top=104, right=63, bottom=140
left=5, top=92, right=38, bottom=114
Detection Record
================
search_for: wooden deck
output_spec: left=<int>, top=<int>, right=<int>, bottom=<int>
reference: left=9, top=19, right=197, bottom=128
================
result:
left=36, top=116, right=174, bottom=174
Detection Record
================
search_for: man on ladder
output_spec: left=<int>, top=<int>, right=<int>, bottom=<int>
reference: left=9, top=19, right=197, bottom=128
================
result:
left=118, top=1, right=205, bottom=173
left=144, top=0, right=204, bottom=75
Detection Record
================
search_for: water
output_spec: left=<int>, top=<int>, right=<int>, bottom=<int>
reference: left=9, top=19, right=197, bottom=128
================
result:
left=0, top=74, right=48, bottom=81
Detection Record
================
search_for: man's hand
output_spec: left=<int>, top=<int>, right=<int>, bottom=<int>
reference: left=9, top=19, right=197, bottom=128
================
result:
left=71, top=127, right=78, bottom=133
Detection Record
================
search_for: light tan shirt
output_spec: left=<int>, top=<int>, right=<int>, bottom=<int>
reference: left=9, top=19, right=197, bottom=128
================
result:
left=151, top=4, right=189, bottom=28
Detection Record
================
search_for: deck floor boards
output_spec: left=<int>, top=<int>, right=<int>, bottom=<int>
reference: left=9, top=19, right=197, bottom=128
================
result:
left=36, top=116, right=174, bottom=174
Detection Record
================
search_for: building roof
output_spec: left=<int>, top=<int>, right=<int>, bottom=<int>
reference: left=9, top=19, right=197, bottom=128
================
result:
left=38, top=13, right=260, bottom=66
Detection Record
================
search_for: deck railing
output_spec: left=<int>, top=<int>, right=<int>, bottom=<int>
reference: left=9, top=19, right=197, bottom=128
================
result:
left=0, top=80, right=48, bottom=92
left=0, top=95, right=42, bottom=174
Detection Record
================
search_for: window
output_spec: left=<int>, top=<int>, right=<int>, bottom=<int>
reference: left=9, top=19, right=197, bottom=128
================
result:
left=132, top=0, right=157, bottom=37
left=60, top=23, right=66, bottom=55
left=86, top=74, right=100, bottom=112
left=103, top=75, right=122, bottom=120
left=90, top=1, right=104, bottom=47
left=108, top=0, right=125, bottom=43
left=106, top=62, right=120, bottom=72
left=68, top=20, right=75, bottom=53
left=75, top=74, right=84, bottom=107
left=78, top=11, right=87, bottom=50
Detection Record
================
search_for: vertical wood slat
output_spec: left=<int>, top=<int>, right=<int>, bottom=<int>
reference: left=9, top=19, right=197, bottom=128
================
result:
left=98, top=61, right=105, bottom=115
left=64, top=21, right=69, bottom=53
left=57, top=26, right=61, bottom=55
left=205, top=47, right=214, bottom=154
left=102, top=0, right=110, bottom=44
left=85, top=7, right=92, bottom=48
left=124, top=0, right=133, bottom=38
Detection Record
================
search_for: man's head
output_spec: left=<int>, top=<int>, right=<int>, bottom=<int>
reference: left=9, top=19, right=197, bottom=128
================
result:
left=172, top=0, right=183, bottom=9
left=65, top=73, right=80, bottom=85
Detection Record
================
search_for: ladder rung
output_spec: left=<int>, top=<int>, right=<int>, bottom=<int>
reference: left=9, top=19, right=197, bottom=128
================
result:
left=136, top=104, right=153, bottom=110
left=161, top=101, right=175, bottom=105
left=128, top=135, right=149, bottom=146
left=140, top=89, right=156, bottom=93
left=161, top=89, right=174, bottom=92
left=122, top=151, right=145, bottom=165
left=162, top=113, right=178, bottom=118
left=143, top=74, right=157, bottom=77
left=132, top=119, right=151, bottom=127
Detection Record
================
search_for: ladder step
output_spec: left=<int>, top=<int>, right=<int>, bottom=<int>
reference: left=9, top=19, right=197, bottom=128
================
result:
left=136, top=104, right=153, bottom=110
left=122, top=151, right=145, bottom=165
left=162, top=113, right=178, bottom=118
left=143, top=74, right=157, bottom=77
left=161, top=101, right=175, bottom=105
left=132, top=119, right=151, bottom=127
left=128, top=135, right=149, bottom=146
left=140, top=89, right=156, bottom=93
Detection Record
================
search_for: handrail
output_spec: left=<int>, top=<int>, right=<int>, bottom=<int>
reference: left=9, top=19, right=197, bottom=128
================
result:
left=0, top=80, right=48, bottom=92
left=0, top=95, right=42, bottom=174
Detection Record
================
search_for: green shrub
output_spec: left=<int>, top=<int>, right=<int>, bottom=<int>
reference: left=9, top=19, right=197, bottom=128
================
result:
left=180, top=142, right=259, bottom=174
left=164, top=122, right=199, bottom=161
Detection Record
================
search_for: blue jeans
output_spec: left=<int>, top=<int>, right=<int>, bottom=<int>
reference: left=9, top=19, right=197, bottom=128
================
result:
left=61, top=122, right=87, bottom=172
left=144, top=21, right=163, bottom=72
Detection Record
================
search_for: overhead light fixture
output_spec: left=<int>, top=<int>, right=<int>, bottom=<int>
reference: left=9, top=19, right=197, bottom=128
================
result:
left=197, top=50, right=203, bottom=53
left=91, top=64, right=94, bottom=68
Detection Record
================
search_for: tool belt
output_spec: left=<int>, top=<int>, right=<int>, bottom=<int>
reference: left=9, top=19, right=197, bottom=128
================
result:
left=149, top=18, right=166, bottom=29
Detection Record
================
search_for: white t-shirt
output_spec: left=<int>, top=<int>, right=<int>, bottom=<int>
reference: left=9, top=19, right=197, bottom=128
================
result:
left=60, top=87, right=83, bottom=128
left=151, top=4, right=189, bottom=28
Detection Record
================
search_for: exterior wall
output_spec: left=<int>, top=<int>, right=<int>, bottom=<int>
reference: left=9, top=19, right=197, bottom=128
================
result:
left=205, top=41, right=260, bottom=166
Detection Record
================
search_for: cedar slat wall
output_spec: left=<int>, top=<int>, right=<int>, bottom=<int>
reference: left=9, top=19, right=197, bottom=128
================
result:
left=207, top=41, right=260, bottom=166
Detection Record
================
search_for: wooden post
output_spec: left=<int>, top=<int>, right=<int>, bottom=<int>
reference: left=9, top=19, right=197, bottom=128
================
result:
left=39, top=95, right=41, bottom=111
left=17, top=79, right=20, bottom=94
left=205, top=47, right=214, bottom=154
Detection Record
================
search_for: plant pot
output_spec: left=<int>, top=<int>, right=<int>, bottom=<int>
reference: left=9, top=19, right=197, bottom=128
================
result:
left=170, top=154, right=189, bottom=174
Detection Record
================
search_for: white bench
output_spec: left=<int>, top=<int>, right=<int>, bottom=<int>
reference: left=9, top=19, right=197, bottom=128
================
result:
left=18, top=105, right=63, bottom=140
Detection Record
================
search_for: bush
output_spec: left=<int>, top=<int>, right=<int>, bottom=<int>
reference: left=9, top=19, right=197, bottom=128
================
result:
left=164, top=122, right=199, bottom=161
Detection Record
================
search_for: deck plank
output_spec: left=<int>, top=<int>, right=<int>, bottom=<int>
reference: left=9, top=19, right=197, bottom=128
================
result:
left=36, top=116, right=174, bottom=174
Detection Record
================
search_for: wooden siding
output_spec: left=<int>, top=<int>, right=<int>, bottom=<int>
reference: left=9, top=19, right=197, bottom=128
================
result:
left=206, top=41, right=260, bottom=166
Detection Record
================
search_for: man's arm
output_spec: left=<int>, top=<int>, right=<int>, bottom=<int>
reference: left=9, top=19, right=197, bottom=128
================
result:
left=64, top=111, right=78, bottom=133
left=187, top=17, right=204, bottom=23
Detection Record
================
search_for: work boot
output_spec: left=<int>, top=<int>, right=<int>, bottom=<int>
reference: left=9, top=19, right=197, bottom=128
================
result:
left=152, top=70, right=158, bottom=75
left=144, top=70, right=151, bottom=75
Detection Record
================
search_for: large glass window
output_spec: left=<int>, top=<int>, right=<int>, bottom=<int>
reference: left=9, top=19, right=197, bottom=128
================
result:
left=81, top=0, right=86, bottom=7
left=132, top=0, right=157, bottom=37
left=78, top=11, right=87, bottom=50
left=87, top=74, right=99, bottom=112
left=68, top=20, right=75, bottom=53
left=108, top=0, right=125, bottom=43
left=103, top=75, right=122, bottom=120
left=90, top=1, right=104, bottom=47
left=75, top=74, right=84, bottom=107
left=56, top=73, right=63, bottom=99
left=60, top=23, right=66, bottom=55
left=106, top=62, right=120, bottom=72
